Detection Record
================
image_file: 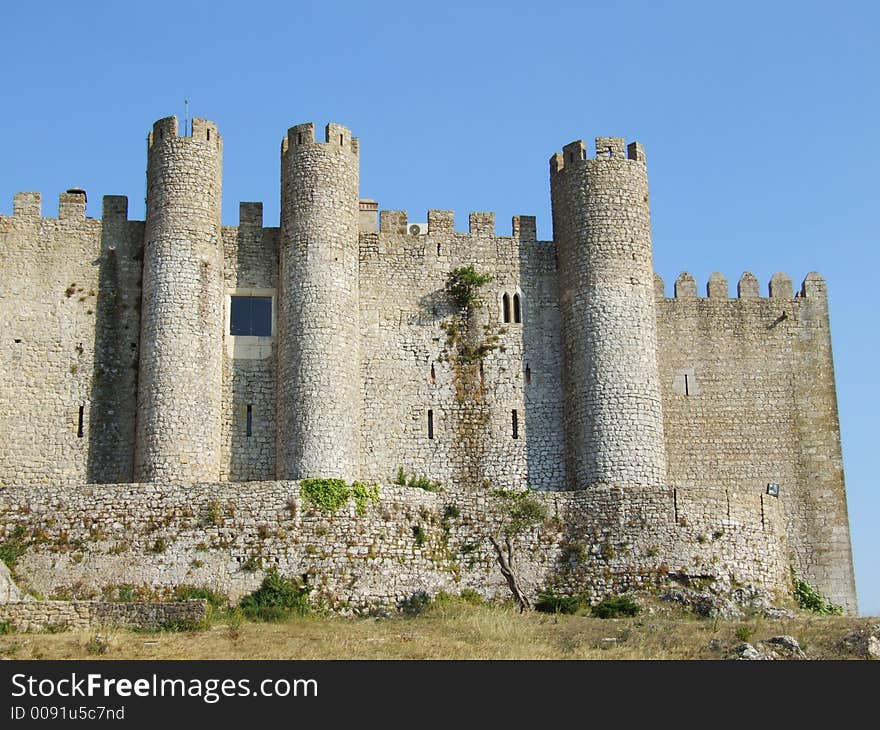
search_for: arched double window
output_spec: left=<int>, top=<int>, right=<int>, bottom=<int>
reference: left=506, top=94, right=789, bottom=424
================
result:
left=502, top=292, right=522, bottom=324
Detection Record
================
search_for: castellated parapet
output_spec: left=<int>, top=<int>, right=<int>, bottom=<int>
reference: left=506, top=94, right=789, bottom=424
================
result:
left=0, top=115, right=858, bottom=615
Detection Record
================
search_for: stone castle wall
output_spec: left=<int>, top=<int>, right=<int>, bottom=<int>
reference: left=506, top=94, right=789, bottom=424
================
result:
left=358, top=211, right=565, bottom=492
left=0, top=117, right=857, bottom=612
left=0, top=599, right=206, bottom=633
left=0, top=481, right=788, bottom=609
left=656, top=271, right=857, bottom=611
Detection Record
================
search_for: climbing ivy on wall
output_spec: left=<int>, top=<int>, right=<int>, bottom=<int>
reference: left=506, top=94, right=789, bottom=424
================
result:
left=299, top=478, right=380, bottom=516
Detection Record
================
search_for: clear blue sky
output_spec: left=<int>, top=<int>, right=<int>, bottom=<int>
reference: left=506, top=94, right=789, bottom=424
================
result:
left=1, top=1, right=876, bottom=614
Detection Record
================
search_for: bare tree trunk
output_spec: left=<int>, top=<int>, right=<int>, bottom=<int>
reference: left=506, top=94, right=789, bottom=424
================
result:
left=489, top=535, right=532, bottom=612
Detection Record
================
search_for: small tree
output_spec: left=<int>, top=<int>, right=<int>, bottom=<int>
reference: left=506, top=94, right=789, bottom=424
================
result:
left=445, top=266, right=493, bottom=311
left=489, top=489, right=547, bottom=612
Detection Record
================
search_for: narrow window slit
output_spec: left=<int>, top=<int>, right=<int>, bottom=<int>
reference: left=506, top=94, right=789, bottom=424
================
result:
left=77, top=405, right=84, bottom=438
left=207, top=129, right=211, bottom=141
left=246, top=404, right=253, bottom=437
left=511, top=409, right=519, bottom=439
left=427, top=409, right=434, bottom=440
left=525, top=364, right=531, bottom=385
left=437, top=242, right=441, bottom=256
left=479, top=360, right=484, bottom=384
left=339, top=134, right=344, bottom=145
left=298, top=133, right=303, bottom=144
left=430, top=363, right=436, bottom=384
left=513, top=293, right=521, bottom=323
left=502, top=293, right=511, bottom=323
left=684, top=373, right=690, bottom=396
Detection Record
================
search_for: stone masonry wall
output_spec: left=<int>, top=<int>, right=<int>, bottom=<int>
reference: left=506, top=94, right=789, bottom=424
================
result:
left=0, top=600, right=206, bottom=633
left=0, top=481, right=788, bottom=610
left=550, top=137, right=667, bottom=489
left=278, top=123, right=361, bottom=479
left=656, top=271, right=857, bottom=612
left=0, top=193, right=108, bottom=486
left=220, top=203, right=278, bottom=481
left=359, top=212, right=565, bottom=491
left=135, top=117, right=224, bottom=483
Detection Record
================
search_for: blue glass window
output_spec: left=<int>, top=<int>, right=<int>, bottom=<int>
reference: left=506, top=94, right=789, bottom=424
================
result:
left=230, top=296, right=272, bottom=336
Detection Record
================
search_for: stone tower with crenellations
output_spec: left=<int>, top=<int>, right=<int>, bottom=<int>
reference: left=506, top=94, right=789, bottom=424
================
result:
left=0, top=115, right=858, bottom=616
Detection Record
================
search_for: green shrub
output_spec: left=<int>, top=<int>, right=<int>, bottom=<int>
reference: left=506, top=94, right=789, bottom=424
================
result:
left=458, top=588, right=484, bottom=605
left=0, top=621, right=14, bottom=635
left=535, top=590, right=587, bottom=615
left=792, top=571, right=843, bottom=615
left=203, top=499, right=224, bottom=526
left=735, top=625, right=755, bottom=642
left=591, top=595, right=641, bottom=619
left=412, top=524, right=427, bottom=546
left=393, top=468, right=441, bottom=492
left=491, top=489, right=548, bottom=537
left=300, top=478, right=380, bottom=515
left=147, top=537, right=168, bottom=554
left=173, top=585, right=229, bottom=609
left=238, top=570, right=310, bottom=621
left=400, top=590, right=431, bottom=615
left=445, top=266, right=493, bottom=310
left=351, top=481, right=381, bottom=514
left=0, top=525, right=30, bottom=568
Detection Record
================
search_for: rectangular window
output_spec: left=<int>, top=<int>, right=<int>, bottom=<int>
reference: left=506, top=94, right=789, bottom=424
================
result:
left=246, top=404, right=253, bottom=437
left=428, top=409, right=434, bottom=440
left=77, top=405, right=84, bottom=438
left=230, top=296, right=272, bottom=336
left=512, top=409, right=519, bottom=439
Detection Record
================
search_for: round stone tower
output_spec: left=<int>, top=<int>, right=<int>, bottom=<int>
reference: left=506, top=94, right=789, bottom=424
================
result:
left=134, top=116, right=224, bottom=483
left=278, top=123, right=361, bottom=479
left=550, top=136, right=666, bottom=488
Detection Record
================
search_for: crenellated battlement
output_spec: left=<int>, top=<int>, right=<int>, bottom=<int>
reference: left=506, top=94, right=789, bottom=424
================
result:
left=282, top=122, right=359, bottom=156
left=3, top=189, right=96, bottom=222
left=662, top=271, right=827, bottom=300
left=377, top=209, right=539, bottom=239
left=101, top=195, right=129, bottom=223
left=0, top=113, right=855, bottom=615
left=550, top=136, right=646, bottom=173
left=148, top=116, right=221, bottom=149
left=238, top=202, right=263, bottom=228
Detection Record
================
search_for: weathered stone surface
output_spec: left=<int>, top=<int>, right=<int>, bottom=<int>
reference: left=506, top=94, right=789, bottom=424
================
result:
left=0, top=116, right=857, bottom=614
left=764, top=635, right=806, bottom=659
left=733, top=643, right=766, bottom=660
left=0, top=562, right=25, bottom=603
left=0, top=480, right=789, bottom=609
left=0, top=600, right=205, bottom=632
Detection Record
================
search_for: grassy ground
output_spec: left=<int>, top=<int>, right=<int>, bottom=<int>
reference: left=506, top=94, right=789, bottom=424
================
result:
left=0, top=598, right=874, bottom=660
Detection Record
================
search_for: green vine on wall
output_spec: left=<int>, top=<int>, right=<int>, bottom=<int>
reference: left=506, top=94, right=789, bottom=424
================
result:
left=299, top=478, right=380, bottom=516
left=791, top=569, right=843, bottom=615
left=445, top=265, right=493, bottom=311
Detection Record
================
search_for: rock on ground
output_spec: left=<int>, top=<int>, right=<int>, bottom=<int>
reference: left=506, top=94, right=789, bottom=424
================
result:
left=0, top=562, right=25, bottom=603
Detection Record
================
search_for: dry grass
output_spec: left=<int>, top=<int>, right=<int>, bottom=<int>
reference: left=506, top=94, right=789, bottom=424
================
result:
left=0, top=599, right=875, bottom=660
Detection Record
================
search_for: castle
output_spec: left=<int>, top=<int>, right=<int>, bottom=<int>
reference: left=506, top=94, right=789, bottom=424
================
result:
left=0, top=116, right=857, bottom=614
